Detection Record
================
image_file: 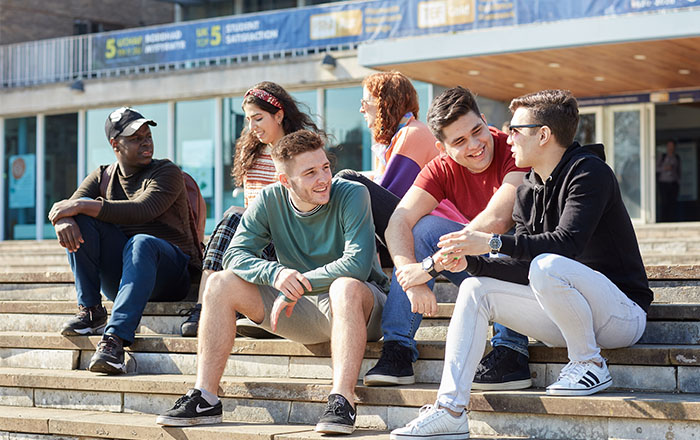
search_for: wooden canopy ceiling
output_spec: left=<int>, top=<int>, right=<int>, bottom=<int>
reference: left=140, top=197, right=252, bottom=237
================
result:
left=375, top=37, right=700, bottom=102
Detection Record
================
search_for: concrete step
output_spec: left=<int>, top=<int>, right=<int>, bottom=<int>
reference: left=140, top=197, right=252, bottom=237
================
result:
left=1, top=332, right=698, bottom=392
left=0, top=278, right=698, bottom=305
left=633, top=222, right=700, bottom=239
left=643, top=254, right=700, bottom=265
left=0, top=406, right=540, bottom=440
left=1, top=370, right=700, bottom=439
left=0, top=253, right=69, bottom=264
left=2, top=300, right=696, bottom=320
left=0, top=312, right=697, bottom=346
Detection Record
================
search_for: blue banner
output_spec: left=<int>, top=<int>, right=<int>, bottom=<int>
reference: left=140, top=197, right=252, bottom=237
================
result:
left=92, top=0, right=698, bottom=69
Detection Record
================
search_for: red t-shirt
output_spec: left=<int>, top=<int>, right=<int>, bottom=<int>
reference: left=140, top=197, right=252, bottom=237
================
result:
left=414, top=127, right=528, bottom=223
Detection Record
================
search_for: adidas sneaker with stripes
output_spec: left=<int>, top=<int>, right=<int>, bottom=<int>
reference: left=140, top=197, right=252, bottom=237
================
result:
left=546, top=359, right=612, bottom=396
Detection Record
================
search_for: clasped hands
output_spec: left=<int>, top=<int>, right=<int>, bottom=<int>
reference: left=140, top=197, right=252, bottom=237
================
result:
left=49, top=200, right=84, bottom=253
left=396, top=227, right=491, bottom=317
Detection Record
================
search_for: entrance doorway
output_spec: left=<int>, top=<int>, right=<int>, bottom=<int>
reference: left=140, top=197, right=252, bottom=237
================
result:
left=654, top=103, right=700, bottom=222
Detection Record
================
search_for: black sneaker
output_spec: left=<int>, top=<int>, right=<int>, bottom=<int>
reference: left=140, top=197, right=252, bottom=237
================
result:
left=363, top=341, right=415, bottom=386
left=315, top=393, right=356, bottom=434
left=88, top=334, right=127, bottom=375
left=156, top=389, right=223, bottom=426
left=472, top=346, right=532, bottom=390
left=61, top=304, right=108, bottom=336
left=180, top=304, right=201, bottom=337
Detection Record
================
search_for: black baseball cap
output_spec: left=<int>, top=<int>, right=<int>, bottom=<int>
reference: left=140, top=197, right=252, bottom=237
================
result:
left=105, top=107, right=157, bottom=140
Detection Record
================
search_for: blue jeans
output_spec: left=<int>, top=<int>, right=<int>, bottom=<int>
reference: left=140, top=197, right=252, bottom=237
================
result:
left=67, top=215, right=191, bottom=345
left=381, top=214, right=529, bottom=361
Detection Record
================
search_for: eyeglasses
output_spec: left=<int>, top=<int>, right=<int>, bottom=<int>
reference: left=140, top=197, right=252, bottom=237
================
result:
left=360, top=98, right=376, bottom=109
left=508, top=124, right=545, bottom=135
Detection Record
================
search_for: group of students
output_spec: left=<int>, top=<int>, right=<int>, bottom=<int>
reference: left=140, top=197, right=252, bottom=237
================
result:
left=50, top=73, right=652, bottom=439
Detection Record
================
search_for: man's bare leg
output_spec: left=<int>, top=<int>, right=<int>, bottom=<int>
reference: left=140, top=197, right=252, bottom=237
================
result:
left=328, top=278, right=375, bottom=405
left=194, top=270, right=265, bottom=394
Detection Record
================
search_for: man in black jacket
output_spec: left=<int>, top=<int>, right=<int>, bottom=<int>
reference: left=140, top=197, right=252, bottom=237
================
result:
left=391, top=90, right=653, bottom=440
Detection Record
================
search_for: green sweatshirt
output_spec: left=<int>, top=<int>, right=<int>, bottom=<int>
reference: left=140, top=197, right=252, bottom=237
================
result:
left=222, top=178, right=389, bottom=294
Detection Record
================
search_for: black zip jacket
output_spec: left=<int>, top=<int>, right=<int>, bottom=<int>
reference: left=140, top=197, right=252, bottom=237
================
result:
left=466, top=142, right=653, bottom=312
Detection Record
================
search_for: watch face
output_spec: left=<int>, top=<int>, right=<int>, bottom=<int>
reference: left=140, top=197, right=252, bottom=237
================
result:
left=489, top=236, right=502, bottom=251
left=422, top=256, right=433, bottom=271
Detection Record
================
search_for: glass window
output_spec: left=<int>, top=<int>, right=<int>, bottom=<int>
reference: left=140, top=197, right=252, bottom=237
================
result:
left=291, top=90, right=319, bottom=122
left=575, top=113, right=597, bottom=145
left=324, top=86, right=371, bottom=172
left=4, top=117, right=37, bottom=240
left=44, top=113, right=78, bottom=239
left=244, top=0, right=296, bottom=13
left=182, top=2, right=235, bottom=21
left=223, top=96, right=246, bottom=210
left=613, top=110, right=641, bottom=219
left=176, top=99, right=216, bottom=233
left=413, top=80, right=431, bottom=123
left=86, top=104, right=169, bottom=173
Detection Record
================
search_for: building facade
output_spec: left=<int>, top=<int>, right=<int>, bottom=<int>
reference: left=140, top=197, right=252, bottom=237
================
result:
left=1, top=0, right=699, bottom=241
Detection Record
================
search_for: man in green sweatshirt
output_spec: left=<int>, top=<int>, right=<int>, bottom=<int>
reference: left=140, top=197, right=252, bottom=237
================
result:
left=157, top=130, right=389, bottom=435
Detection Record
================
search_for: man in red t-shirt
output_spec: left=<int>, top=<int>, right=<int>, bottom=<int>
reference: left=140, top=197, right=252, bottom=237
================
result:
left=364, top=87, right=531, bottom=390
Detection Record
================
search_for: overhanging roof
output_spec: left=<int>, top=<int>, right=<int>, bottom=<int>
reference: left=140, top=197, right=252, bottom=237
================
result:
left=358, top=8, right=700, bottom=102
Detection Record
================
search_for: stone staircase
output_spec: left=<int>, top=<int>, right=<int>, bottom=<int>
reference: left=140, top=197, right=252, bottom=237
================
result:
left=1, top=225, right=700, bottom=440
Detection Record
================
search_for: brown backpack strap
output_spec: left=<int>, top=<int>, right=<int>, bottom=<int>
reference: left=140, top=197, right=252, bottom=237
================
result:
left=99, top=162, right=118, bottom=198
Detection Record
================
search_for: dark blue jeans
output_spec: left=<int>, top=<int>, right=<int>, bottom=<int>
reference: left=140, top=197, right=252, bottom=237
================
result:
left=381, top=214, right=530, bottom=361
left=67, top=215, right=191, bottom=345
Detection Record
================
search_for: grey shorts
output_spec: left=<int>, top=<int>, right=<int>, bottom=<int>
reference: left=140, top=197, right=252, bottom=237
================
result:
left=249, top=281, right=386, bottom=345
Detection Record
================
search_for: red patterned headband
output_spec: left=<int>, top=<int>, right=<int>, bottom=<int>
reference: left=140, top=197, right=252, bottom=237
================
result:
left=244, top=88, right=283, bottom=110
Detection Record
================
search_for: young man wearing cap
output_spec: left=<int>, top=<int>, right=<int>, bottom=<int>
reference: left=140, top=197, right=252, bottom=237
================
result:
left=49, top=107, right=202, bottom=375
left=157, top=130, right=388, bottom=435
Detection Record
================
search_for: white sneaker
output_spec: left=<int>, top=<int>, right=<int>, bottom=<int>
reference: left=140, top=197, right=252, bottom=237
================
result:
left=390, top=402, right=469, bottom=440
left=546, top=359, right=612, bottom=396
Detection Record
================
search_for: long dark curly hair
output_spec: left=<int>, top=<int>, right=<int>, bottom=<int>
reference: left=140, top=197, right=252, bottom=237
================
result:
left=232, top=81, right=324, bottom=186
left=363, top=71, right=419, bottom=146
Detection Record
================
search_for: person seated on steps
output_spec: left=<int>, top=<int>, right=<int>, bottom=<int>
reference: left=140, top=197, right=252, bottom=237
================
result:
left=180, top=81, right=326, bottom=339
left=361, top=86, right=530, bottom=390
left=391, top=89, right=653, bottom=440
left=157, top=130, right=389, bottom=435
left=50, top=107, right=202, bottom=375
left=336, top=71, right=467, bottom=267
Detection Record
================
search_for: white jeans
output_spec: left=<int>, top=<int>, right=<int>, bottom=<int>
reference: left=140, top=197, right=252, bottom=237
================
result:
left=437, top=253, right=647, bottom=411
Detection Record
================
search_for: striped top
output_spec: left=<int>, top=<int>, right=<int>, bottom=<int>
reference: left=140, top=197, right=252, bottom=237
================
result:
left=244, top=146, right=277, bottom=207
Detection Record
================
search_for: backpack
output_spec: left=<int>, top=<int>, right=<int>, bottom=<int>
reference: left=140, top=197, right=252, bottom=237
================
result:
left=99, top=162, right=206, bottom=259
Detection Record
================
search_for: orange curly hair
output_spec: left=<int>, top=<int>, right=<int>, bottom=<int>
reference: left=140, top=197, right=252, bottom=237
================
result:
left=362, top=71, right=419, bottom=146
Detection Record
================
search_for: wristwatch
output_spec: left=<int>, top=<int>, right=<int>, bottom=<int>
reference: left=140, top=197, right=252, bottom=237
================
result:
left=488, top=233, right=502, bottom=256
left=421, top=256, right=439, bottom=278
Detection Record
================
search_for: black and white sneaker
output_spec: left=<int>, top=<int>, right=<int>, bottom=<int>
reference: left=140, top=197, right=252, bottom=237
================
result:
left=546, top=359, right=612, bottom=396
left=61, top=304, right=108, bottom=336
left=156, top=389, right=223, bottom=426
left=88, top=334, right=126, bottom=375
left=180, top=304, right=201, bottom=337
left=364, top=341, right=415, bottom=386
left=472, top=346, right=532, bottom=390
left=315, top=393, right=356, bottom=434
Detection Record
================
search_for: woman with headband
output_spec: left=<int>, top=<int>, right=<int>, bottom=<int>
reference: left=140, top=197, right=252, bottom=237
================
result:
left=180, top=81, right=324, bottom=337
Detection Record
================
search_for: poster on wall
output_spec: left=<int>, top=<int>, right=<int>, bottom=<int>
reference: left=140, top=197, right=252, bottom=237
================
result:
left=181, top=140, right=214, bottom=199
left=9, top=154, right=35, bottom=209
